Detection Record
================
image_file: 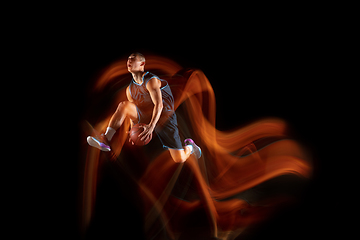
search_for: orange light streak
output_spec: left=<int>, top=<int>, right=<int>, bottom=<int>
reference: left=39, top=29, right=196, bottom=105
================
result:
left=80, top=55, right=313, bottom=239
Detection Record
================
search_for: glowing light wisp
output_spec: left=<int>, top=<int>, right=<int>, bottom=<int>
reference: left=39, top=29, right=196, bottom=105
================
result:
left=80, top=55, right=312, bottom=239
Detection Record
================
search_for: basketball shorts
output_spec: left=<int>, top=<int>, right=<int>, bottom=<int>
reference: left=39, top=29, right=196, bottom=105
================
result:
left=136, top=107, right=183, bottom=150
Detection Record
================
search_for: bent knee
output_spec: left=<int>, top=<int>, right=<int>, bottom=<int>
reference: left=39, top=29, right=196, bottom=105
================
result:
left=115, top=101, right=138, bottom=122
left=116, top=101, right=130, bottom=112
left=173, top=157, right=186, bottom=163
left=173, top=158, right=186, bottom=163
left=169, top=150, right=187, bottom=163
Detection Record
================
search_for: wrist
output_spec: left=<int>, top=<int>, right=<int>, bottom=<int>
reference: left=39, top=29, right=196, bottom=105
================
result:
left=148, top=123, right=156, bottom=130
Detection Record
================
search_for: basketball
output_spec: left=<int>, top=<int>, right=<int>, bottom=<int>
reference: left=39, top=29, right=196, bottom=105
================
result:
left=129, top=123, right=152, bottom=146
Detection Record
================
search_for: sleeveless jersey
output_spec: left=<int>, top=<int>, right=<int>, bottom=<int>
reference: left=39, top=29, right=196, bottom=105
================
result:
left=128, top=72, right=174, bottom=117
left=128, top=71, right=182, bottom=150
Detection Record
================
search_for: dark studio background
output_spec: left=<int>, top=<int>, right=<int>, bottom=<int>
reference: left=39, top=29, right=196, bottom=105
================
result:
left=41, top=10, right=343, bottom=240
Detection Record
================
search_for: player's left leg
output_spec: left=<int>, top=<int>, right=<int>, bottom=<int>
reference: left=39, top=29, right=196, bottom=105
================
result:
left=168, top=147, right=191, bottom=163
left=168, top=139, right=202, bottom=163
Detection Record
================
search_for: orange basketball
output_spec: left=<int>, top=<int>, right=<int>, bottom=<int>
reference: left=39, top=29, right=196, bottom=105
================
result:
left=129, top=123, right=152, bottom=146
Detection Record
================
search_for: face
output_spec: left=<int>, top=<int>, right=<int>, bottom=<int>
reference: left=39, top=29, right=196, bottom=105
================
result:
left=127, top=54, right=144, bottom=73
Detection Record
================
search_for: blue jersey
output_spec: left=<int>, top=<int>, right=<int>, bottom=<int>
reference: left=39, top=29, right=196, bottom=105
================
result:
left=129, top=71, right=175, bottom=117
left=128, top=71, right=182, bottom=150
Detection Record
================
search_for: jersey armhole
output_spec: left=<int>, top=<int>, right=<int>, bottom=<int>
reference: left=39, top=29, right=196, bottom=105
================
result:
left=145, top=76, right=161, bottom=90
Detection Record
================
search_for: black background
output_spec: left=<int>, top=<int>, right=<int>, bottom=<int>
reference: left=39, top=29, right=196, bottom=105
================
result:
left=34, top=8, right=346, bottom=239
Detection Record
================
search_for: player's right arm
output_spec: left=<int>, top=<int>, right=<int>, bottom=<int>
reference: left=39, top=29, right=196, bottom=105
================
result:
left=126, top=86, right=134, bottom=145
left=126, top=86, right=135, bottom=144
left=126, top=86, right=134, bottom=102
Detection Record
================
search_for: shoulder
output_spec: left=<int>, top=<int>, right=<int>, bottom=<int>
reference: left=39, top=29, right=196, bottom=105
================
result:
left=145, top=73, right=161, bottom=90
left=144, top=72, right=160, bottom=81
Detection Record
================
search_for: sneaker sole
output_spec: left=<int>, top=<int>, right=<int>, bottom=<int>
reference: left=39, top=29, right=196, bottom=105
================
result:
left=87, top=136, right=111, bottom=152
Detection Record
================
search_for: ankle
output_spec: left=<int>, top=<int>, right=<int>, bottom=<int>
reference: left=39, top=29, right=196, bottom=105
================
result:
left=185, top=145, right=193, bottom=154
left=105, top=127, right=116, bottom=141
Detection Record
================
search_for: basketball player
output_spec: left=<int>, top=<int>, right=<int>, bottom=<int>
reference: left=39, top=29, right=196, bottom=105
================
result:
left=87, top=53, right=201, bottom=163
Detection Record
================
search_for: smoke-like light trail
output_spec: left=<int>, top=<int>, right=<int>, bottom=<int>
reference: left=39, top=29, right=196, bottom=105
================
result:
left=80, top=55, right=312, bottom=239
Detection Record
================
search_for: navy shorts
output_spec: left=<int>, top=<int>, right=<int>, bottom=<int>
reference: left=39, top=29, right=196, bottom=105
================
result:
left=136, top=108, right=183, bottom=150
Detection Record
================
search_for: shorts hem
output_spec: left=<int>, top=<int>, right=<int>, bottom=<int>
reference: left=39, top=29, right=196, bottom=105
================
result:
left=162, top=145, right=184, bottom=151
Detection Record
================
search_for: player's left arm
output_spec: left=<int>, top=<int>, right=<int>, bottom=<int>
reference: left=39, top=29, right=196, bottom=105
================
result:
left=139, top=77, right=163, bottom=141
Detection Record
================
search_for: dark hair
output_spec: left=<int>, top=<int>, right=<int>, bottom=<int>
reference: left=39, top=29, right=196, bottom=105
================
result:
left=131, top=52, right=145, bottom=62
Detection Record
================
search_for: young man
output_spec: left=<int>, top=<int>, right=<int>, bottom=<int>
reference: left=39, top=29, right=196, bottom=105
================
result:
left=87, top=52, right=201, bottom=163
